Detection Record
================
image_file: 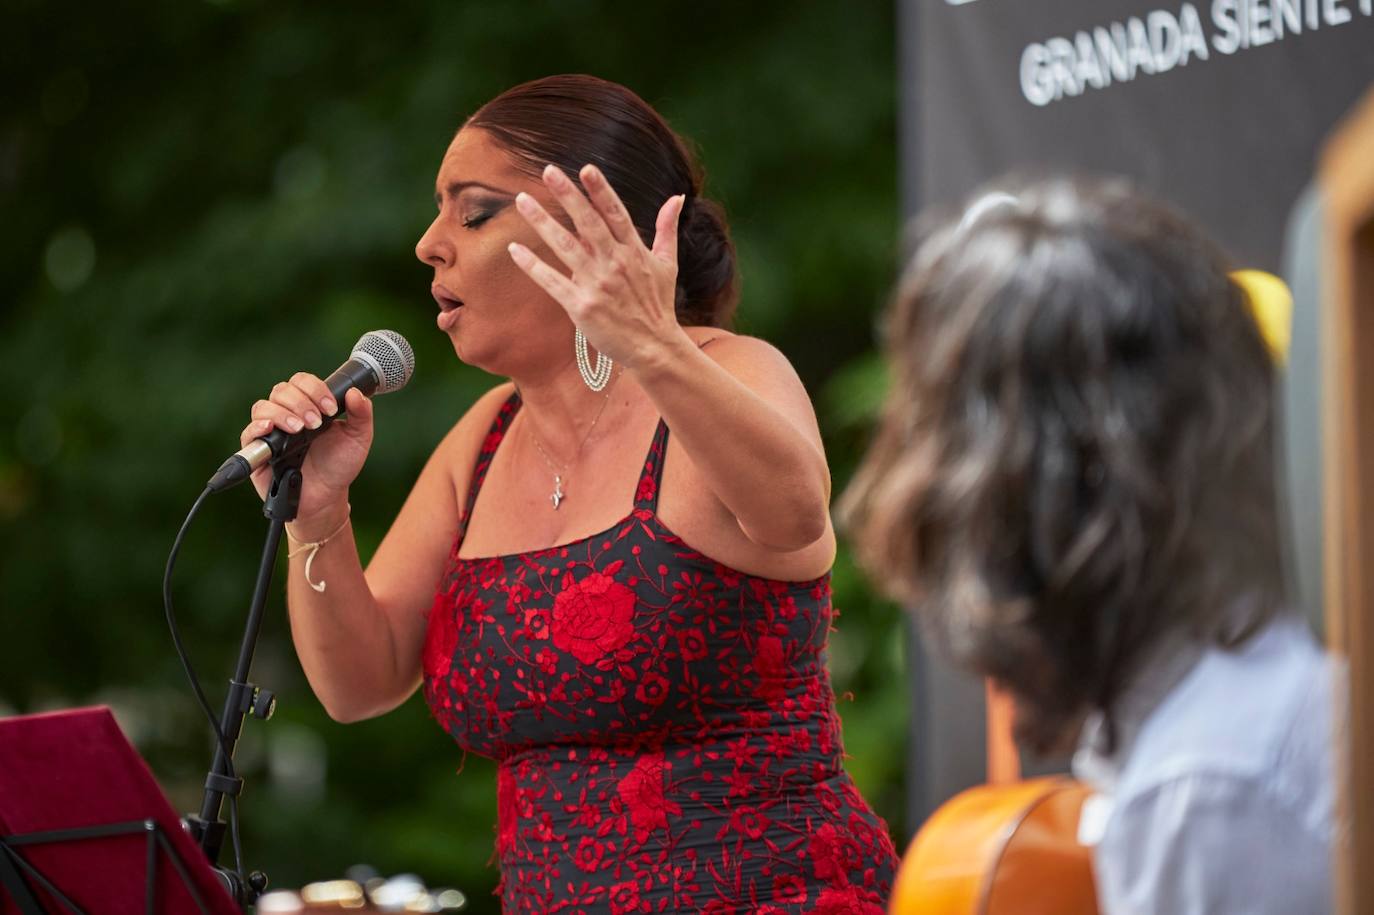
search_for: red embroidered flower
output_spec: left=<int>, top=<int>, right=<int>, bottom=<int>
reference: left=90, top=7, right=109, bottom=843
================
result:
left=421, top=596, right=458, bottom=679
left=573, top=801, right=601, bottom=829
left=534, top=647, right=559, bottom=676
left=522, top=606, right=550, bottom=641
left=728, top=805, right=769, bottom=840
left=617, top=753, right=681, bottom=841
left=777, top=594, right=799, bottom=620
left=551, top=571, right=636, bottom=664
left=572, top=835, right=606, bottom=873
left=816, top=783, right=843, bottom=815
left=810, top=886, right=886, bottom=915
left=608, top=879, right=641, bottom=915
left=753, top=635, right=787, bottom=700
left=475, top=557, right=503, bottom=590
left=772, top=873, right=808, bottom=906
left=635, top=672, right=670, bottom=706
left=677, top=627, right=708, bottom=661
left=809, top=823, right=863, bottom=884
left=635, top=473, right=656, bottom=504
left=846, top=811, right=882, bottom=851
left=724, top=736, right=758, bottom=768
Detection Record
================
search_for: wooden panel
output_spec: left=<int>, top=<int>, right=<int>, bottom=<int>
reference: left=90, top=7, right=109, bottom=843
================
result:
left=1319, top=86, right=1374, bottom=915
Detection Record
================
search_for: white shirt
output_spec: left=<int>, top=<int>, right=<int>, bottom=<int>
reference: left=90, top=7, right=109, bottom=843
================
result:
left=1072, top=619, right=1341, bottom=915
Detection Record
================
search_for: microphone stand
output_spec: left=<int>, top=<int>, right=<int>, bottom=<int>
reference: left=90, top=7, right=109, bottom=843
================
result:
left=183, top=451, right=306, bottom=907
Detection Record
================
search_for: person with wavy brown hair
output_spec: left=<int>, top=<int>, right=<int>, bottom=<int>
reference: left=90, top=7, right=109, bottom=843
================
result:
left=843, top=178, right=1338, bottom=915
left=241, top=74, right=896, bottom=913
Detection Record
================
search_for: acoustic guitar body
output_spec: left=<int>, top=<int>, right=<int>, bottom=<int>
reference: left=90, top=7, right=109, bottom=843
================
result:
left=888, top=776, right=1099, bottom=915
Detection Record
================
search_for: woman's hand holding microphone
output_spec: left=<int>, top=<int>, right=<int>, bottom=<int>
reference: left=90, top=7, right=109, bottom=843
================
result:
left=239, top=376, right=374, bottom=539
left=227, top=329, right=412, bottom=544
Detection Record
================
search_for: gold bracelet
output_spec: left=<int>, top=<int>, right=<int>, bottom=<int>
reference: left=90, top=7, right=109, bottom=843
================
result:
left=285, top=505, right=351, bottom=593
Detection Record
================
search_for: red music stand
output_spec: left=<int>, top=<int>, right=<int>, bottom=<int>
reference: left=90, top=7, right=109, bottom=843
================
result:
left=0, top=706, right=240, bottom=914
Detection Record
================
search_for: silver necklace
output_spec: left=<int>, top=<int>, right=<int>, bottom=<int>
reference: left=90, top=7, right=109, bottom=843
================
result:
left=527, top=371, right=620, bottom=510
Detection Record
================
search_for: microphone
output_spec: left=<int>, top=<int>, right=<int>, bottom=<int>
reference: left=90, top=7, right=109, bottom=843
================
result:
left=206, top=330, right=415, bottom=493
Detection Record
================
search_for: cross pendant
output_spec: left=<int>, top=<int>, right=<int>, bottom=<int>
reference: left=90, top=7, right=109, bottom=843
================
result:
left=550, top=475, right=564, bottom=510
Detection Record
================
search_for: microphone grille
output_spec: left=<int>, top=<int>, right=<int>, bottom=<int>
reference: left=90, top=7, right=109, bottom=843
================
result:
left=352, top=330, right=415, bottom=394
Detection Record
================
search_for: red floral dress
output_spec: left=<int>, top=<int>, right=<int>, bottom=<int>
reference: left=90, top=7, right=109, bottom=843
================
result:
left=422, top=393, right=897, bottom=914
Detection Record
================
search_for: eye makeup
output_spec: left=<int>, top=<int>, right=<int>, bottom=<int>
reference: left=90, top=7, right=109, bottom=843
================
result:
left=460, top=195, right=510, bottom=230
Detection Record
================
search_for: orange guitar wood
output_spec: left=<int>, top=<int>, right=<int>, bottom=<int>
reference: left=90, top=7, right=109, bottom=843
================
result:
left=888, top=776, right=1099, bottom=915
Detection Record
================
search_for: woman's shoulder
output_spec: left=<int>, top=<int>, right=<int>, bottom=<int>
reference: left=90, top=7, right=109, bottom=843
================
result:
left=446, top=381, right=517, bottom=437
left=686, top=329, right=805, bottom=386
left=683, top=330, right=819, bottom=431
left=687, top=328, right=780, bottom=359
left=432, top=381, right=517, bottom=483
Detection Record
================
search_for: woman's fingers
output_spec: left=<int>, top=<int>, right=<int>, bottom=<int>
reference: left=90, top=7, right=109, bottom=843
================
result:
left=250, top=398, right=310, bottom=433
left=240, top=419, right=272, bottom=447
left=339, top=388, right=372, bottom=432
left=513, top=167, right=680, bottom=331
left=515, top=191, right=590, bottom=272
left=508, top=242, right=582, bottom=312
left=651, top=194, right=686, bottom=266
left=540, top=164, right=618, bottom=255
left=290, top=371, right=338, bottom=418
left=263, top=374, right=333, bottom=430
left=580, top=164, right=640, bottom=246
left=247, top=373, right=367, bottom=444
left=237, top=376, right=373, bottom=506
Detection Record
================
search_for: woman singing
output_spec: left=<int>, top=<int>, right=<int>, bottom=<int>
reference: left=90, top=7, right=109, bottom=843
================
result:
left=241, top=75, right=897, bottom=913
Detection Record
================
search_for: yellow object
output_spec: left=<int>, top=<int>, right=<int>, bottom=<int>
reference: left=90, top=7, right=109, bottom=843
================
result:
left=1232, top=269, right=1293, bottom=365
left=888, top=776, right=1099, bottom=915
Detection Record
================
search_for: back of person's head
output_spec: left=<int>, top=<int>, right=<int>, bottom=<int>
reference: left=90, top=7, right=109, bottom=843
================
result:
left=468, top=74, right=737, bottom=328
left=843, top=176, right=1286, bottom=753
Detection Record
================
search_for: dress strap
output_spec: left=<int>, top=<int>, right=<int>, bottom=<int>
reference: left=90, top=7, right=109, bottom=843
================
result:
left=630, top=337, right=721, bottom=515
left=457, top=390, right=522, bottom=546
left=633, top=420, right=671, bottom=513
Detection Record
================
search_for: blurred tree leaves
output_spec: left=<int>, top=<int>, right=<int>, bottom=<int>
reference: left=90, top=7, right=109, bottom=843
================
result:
left=1, top=1, right=904, bottom=908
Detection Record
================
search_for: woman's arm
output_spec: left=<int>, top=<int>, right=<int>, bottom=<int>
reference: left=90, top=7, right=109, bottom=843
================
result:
left=634, top=331, right=830, bottom=551
left=507, top=163, right=830, bottom=553
left=272, top=383, right=507, bottom=722
left=280, top=429, right=450, bottom=723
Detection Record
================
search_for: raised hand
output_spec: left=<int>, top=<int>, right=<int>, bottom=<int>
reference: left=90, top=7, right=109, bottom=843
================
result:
left=506, top=163, right=688, bottom=371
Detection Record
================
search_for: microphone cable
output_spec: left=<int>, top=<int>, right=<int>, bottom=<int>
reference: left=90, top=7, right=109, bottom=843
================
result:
left=163, top=485, right=245, bottom=884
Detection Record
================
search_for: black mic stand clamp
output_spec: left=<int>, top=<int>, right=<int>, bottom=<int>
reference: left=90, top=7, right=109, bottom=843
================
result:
left=184, top=452, right=305, bottom=908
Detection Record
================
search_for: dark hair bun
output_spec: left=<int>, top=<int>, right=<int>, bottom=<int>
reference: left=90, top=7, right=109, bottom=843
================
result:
left=676, top=196, right=738, bottom=328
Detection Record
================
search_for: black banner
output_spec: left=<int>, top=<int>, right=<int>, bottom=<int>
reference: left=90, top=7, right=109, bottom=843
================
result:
left=907, top=0, right=1374, bottom=266
left=899, top=0, right=1374, bottom=829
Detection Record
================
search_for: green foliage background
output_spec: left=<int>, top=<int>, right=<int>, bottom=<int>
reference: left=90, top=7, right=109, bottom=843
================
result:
left=1, top=1, right=904, bottom=908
